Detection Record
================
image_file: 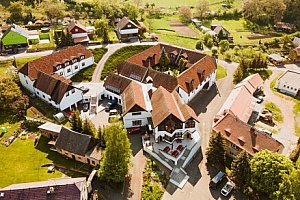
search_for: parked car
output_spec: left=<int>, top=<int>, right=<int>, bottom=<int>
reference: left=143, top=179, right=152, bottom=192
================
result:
left=257, top=96, right=264, bottom=103
left=80, top=86, right=89, bottom=93
left=105, top=99, right=118, bottom=112
left=109, top=109, right=118, bottom=116
left=221, top=181, right=235, bottom=196
left=258, top=128, right=272, bottom=136
left=82, top=103, right=89, bottom=112
left=209, top=171, right=225, bottom=189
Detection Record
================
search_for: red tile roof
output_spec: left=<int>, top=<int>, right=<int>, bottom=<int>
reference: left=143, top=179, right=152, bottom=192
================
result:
left=151, top=86, right=198, bottom=127
left=212, top=111, right=284, bottom=156
left=121, top=82, right=147, bottom=114
left=103, top=73, right=132, bottom=94
left=18, top=45, right=92, bottom=80
left=235, top=73, right=264, bottom=95
left=177, top=56, right=217, bottom=93
left=116, top=17, right=139, bottom=30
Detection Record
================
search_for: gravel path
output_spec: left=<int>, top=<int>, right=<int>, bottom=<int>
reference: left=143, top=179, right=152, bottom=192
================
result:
left=263, top=70, right=298, bottom=155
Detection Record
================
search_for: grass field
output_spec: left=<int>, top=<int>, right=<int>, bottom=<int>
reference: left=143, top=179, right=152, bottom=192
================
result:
left=101, top=45, right=152, bottom=80
left=216, top=65, right=227, bottom=80
left=265, top=102, right=283, bottom=123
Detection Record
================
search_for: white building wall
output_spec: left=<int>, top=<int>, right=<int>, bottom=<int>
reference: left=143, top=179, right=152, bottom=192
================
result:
left=18, top=73, right=35, bottom=93
left=72, top=32, right=88, bottom=39
left=34, top=88, right=60, bottom=109
left=178, top=70, right=217, bottom=104
left=59, top=88, right=83, bottom=111
left=80, top=183, right=88, bottom=200
left=103, top=90, right=122, bottom=105
left=123, top=111, right=151, bottom=129
left=276, top=80, right=298, bottom=97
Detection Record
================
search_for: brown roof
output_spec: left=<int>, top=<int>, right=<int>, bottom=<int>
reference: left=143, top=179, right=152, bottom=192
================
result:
left=177, top=56, right=217, bottom=93
left=67, top=21, right=87, bottom=32
left=117, top=61, right=148, bottom=82
left=0, top=177, right=86, bottom=200
left=18, top=45, right=93, bottom=80
left=116, top=17, right=138, bottom=30
left=235, top=73, right=264, bottom=95
left=213, top=111, right=284, bottom=156
left=104, top=73, right=132, bottom=94
left=121, top=82, right=147, bottom=114
left=73, top=36, right=89, bottom=43
left=151, top=86, right=198, bottom=127
left=147, top=69, right=178, bottom=92
left=34, top=72, right=74, bottom=103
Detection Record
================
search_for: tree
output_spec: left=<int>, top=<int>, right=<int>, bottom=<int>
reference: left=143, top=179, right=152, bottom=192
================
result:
left=243, top=0, right=286, bottom=25
left=94, top=18, right=110, bottom=43
left=250, top=150, right=294, bottom=197
left=178, top=6, right=192, bottom=23
left=54, top=32, right=60, bottom=47
left=124, top=2, right=139, bottom=20
left=8, top=1, right=32, bottom=23
left=41, top=0, right=66, bottom=22
left=219, top=40, right=230, bottom=53
left=233, top=65, right=244, bottom=84
left=70, top=110, right=78, bottom=131
left=98, top=124, right=132, bottom=183
left=159, top=47, right=170, bottom=71
left=196, top=40, right=204, bottom=50
left=206, top=38, right=214, bottom=49
left=206, top=132, right=226, bottom=167
left=283, top=0, right=300, bottom=30
left=282, top=34, right=292, bottom=49
left=211, top=46, right=218, bottom=56
left=82, top=118, right=96, bottom=136
left=230, top=151, right=251, bottom=191
left=0, top=78, right=28, bottom=114
left=65, top=31, right=75, bottom=46
left=195, top=0, right=210, bottom=19
left=275, top=169, right=300, bottom=200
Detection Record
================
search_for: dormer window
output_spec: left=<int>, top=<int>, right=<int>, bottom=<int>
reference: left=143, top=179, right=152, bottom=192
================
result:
left=72, top=58, right=78, bottom=64
left=56, top=64, right=62, bottom=70
left=65, top=61, right=69, bottom=67
left=80, top=55, right=85, bottom=60
left=128, top=24, right=131, bottom=28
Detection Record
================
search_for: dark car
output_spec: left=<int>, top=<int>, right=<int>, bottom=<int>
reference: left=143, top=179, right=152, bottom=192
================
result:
left=209, top=171, right=225, bottom=189
left=82, top=103, right=89, bottom=112
left=105, top=99, right=118, bottom=112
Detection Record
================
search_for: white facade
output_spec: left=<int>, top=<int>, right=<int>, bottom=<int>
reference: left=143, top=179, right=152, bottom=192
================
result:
left=59, top=88, right=83, bottom=110
left=18, top=73, right=35, bottom=93
left=103, top=90, right=122, bottom=105
left=178, top=70, right=217, bottom=103
left=123, top=111, right=151, bottom=129
left=119, top=29, right=139, bottom=35
left=276, top=81, right=299, bottom=97
left=72, top=32, right=88, bottom=39
left=54, top=57, right=94, bottom=79
left=275, top=70, right=300, bottom=97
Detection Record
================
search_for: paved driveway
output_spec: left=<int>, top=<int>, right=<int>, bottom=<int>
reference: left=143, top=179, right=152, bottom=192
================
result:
left=263, top=70, right=298, bottom=155
left=162, top=60, right=239, bottom=200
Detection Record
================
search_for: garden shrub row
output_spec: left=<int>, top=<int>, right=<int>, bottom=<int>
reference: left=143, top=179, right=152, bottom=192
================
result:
left=101, top=45, right=152, bottom=80
left=91, top=48, right=108, bottom=63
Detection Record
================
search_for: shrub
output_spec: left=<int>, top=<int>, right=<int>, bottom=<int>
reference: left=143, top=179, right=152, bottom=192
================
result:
left=101, top=45, right=152, bottom=80
left=196, top=40, right=204, bottom=50
left=233, top=46, right=240, bottom=56
left=91, top=48, right=108, bottom=63
left=289, top=140, right=300, bottom=162
left=211, top=46, right=218, bottom=56
left=23, top=120, right=43, bottom=132
left=224, top=51, right=232, bottom=62
left=206, top=38, right=214, bottom=49
left=39, top=33, right=50, bottom=40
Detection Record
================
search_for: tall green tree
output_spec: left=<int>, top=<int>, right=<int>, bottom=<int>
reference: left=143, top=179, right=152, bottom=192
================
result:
left=98, top=124, right=132, bottom=183
left=70, top=110, right=78, bottom=131
left=159, top=47, right=170, bottom=71
left=195, top=0, right=209, bottom=19
left=219, top=40, right=230, bottom=53
left=8, top=1, right=32, bottom=23
left=230, top=151, right=251, bottom=191
left=41, top=0, right=66, bottom=22
left=82, top=118, right=95, bottom=136
left=0, top=78, right=29, bottom=114
left=250, top=150, right=294, bottom=198
left=94, top=18, right=110, bottom=43
left=206, top=132, right=226, bottom=167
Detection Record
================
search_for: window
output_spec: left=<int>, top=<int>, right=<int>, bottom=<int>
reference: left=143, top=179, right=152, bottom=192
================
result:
left=128, top=24, right=131, bottom=28
left=185, top=119, right=195, bottom=128
left=71, top=88, right=75, bottom=93
left=175, top=132, right=182, bottom=138
left=80, top=55, right=85, bottom=60
left=92, top=160, right=95, bottom=165
left=291, top=87, right=293, bottom=90
left=60, top=72, right=63, bottom=76
left=67, top=68, right=71, bottom=73
left=42, top=95, right=45, bottom=98
left=75, top=28, right=78, bottom=32
left=65, top=62, right=69, bottom=67
left=132, top=112, right=141, bottom=116
left=23, top=74, right=26, bottom=78
left=48, top=97, right=51, bottom=101
left=231, top=143, right=240, bottom=151
left=66, top=92, right=69, bottom=97
left=132, top=120, right=142, bottom=126
left=283, top=85, right=286, bottom=88
left=287, top=86, right=290, bottom=89
left=75, top=65, right=78, bottom=70
left=37, top=91, right=39, bottom=95
left=25, top=80, right=28, bottom=84
left=82, top=62, right=85, bottom=67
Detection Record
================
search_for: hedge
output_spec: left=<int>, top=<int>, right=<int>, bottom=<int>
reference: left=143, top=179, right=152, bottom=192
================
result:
left=39, top=33, right=50, bottom=40
left=91, top=48, right=108, bottom=63
left=101, top=45, right=152, bottom=80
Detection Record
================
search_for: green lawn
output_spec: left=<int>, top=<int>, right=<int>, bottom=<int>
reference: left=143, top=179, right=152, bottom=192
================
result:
left=0, top=136, right=86, bottom=188
left=265, top=102, right=283, bottom=123
left=101, top=45, right=152, bottom=80
left=216, top=65, right=227, bottom=80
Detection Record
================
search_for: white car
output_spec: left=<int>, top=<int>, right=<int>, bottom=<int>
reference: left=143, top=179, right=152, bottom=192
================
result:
left=258, top=128, right=272, bottom=136
left=221, top=181, right=235, bottom=196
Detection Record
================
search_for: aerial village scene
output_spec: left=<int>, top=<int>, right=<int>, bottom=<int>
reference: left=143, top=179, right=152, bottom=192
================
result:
left=0, top=0, right=300, bottom=199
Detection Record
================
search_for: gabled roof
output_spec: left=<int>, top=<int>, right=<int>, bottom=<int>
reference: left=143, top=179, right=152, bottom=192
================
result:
left=104, top=73, right=132, bottom=94
left=147, top=69, right=178, bottom=92
left=67, top=20, right=87, bottom=32
left=276, top=70, right=300, bottom=89
left=213, top=25, right=230, bottom=35
left=235, top=73, right=263, bottom=95
left=151, top=86, right=198, bottom=127
left=121, top=81, right=147, bottom=114
left=116, top=17, right=139, bottom=30
left=38, top=122, right=62, bottom=133
left=177, top=56, right=217, bottom=93
left=18, top=45, right=92, bottom=80
left=213, top=111, right=284, bottom=156
left=117, top=61, right=148, bottom=82
left=34, top=72, right=74, bottom=103
left=0, top=177, right=86, bottom=200
left=55, top=127, right=97, bottom=156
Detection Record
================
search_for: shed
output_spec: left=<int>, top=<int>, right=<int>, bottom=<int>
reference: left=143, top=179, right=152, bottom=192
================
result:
left=268, top=54, right=285, bottom=65
left=38, top=122, right=62, bottom=139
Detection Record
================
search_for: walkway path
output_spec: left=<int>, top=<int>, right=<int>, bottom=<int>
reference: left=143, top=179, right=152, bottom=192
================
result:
left=263, top=70, right=298, bottom=155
